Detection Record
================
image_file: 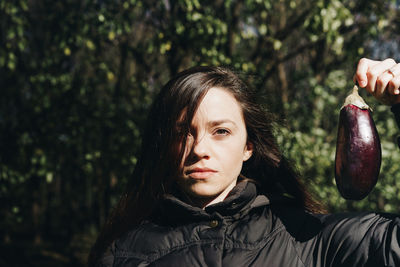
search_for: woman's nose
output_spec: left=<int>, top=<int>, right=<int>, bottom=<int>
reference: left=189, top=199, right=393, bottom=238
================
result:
left=190, top=133, right=210, bottom=159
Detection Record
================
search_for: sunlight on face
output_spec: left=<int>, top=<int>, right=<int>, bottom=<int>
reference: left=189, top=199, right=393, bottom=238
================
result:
left=176, top=87, right=253, bottom=208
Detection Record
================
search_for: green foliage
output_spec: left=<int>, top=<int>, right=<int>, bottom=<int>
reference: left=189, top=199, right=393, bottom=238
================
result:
left=1, top=0, right=399, bottom=265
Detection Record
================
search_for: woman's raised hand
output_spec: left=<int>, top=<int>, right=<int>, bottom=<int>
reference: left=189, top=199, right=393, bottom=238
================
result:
left=354, top=58, right=400, bottom=105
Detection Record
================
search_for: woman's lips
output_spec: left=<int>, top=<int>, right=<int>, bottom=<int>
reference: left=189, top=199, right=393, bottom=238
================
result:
left=186, top=168, right=217, bottom=179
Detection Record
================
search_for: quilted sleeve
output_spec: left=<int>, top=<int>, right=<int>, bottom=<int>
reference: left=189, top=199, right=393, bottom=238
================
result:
left=316, top=212, right=400, bottom=267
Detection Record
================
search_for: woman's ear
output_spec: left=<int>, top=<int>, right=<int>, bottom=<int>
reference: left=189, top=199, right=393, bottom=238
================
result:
left=243, top=142, right=253, bottom=161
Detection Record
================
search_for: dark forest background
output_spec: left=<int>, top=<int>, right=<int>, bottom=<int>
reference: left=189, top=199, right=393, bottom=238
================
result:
left=1, top=0, right=400, bottom=266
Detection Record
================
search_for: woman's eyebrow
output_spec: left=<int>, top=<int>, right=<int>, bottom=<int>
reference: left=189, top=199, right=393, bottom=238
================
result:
left=208, top=119, right=237, bottom=128
left=175, top=119, right=238, bottom=129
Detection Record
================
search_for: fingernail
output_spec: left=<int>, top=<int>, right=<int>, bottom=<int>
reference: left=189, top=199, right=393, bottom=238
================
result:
left=395, top=89, right=399, bottom=95
left=360, top=80, right=367, bottom=87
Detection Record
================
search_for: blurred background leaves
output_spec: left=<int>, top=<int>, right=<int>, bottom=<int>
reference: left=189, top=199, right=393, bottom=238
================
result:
left=1, top=0, right=400, bottom=266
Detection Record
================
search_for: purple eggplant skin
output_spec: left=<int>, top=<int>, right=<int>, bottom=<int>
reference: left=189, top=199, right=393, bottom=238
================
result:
left=335, top=104, right=381, bottom=200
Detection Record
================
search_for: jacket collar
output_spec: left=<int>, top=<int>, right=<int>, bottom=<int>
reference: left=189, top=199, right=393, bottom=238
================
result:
left=152, top=181, right=270, bottom=225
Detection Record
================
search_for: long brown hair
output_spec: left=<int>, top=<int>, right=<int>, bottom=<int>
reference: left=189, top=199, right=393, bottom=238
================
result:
left=89, top=66, right=324, bottom=265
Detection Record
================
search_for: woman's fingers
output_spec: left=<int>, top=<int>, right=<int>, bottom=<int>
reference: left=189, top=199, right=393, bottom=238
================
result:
left=365, top=58, right=396, bottom=94
left=375, top=65, right=399, bottom=97
left=355, top=58, right=380, bottom=87
left=355, top=58, right=400, bottom=105
left=387, top=64, right=400, bottom=95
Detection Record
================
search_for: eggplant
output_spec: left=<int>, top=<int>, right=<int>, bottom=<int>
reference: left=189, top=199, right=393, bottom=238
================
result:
left=335, top=85, right=381, bottom=200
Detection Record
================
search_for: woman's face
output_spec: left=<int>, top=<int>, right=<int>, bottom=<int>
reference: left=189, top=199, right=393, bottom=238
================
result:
left=177, top=87, right=253, bottom=207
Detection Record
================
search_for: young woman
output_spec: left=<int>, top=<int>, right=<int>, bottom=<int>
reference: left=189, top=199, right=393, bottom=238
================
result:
left=90, top=58, right=400, bottom=267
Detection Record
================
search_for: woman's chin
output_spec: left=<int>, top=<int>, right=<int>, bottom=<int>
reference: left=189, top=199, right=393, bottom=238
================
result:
left=186, top=184, right=221, bottom=199
left=188, top=189, right=220, bottom=199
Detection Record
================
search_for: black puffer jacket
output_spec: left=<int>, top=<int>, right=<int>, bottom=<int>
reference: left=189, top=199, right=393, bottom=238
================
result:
left=98, top=105, right=400, bottom=267
left=100, top=181, right=400, bottom=267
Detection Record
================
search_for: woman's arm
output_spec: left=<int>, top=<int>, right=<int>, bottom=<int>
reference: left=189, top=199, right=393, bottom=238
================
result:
left=313, top=212, right=400, bottom=267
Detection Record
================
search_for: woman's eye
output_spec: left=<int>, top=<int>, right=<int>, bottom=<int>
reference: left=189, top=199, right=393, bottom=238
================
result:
left=214, top=128, right=230, bottom=135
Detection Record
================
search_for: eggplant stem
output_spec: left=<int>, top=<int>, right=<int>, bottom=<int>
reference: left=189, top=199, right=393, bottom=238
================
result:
left=341, top=85, right=371, bottom=110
